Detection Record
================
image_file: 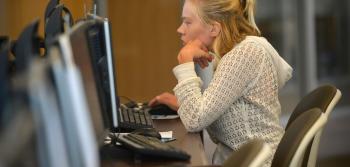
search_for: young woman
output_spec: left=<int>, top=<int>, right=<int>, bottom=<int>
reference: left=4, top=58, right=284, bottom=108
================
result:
left=149, top=0, right=292, bottom=165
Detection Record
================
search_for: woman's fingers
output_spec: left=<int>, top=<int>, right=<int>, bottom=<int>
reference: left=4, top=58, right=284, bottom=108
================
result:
left=193, top=57, right=204, bottom=68
left=178, top=39, right=212, bottom=64
left=196, top=50, right=213, bottom=68
left=148, top=93, right=179, bottom=111
left=148, top=97, right=160, bottom=107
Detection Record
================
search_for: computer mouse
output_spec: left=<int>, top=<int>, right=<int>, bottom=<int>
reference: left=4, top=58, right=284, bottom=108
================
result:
left=148, top=104, right=178, bottom=116
left=131, top=128, right=162, bottom=139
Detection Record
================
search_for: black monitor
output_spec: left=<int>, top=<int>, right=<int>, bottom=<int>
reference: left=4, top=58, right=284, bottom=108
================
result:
left=66, top=20, right=108, bottom=143
left=85, top=15, right=120, bottom=131
left=57, top=17, right=120, bottom=145
left=27, top=56, right=70, bottom=167
left=49, top=44, right=99, bottom=167
left=52, top=20, right=118, bottom=166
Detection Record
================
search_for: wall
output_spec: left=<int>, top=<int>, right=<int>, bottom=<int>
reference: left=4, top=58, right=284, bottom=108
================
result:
left=108, top=0, right=182, bottom=102
left=0, top=1, right=9, bottom=37
left=0, top=0, right=182, bottom=102
left=0, top=0, right=93, bottom=39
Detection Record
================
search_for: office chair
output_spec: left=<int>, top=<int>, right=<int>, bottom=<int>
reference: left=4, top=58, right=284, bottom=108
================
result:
left=286, top=85, right=341, bottom=128
left=44, top=0, right=74, bottom=50
left=0, top=37, right=10, bottom=115
left=271, top=108, right=327, bottom=167
left=285, top=85, right=341, bottom=167
left=44, top=0, right=59, bottom=21
left=222, top=139, right=271, bottom=167
left=11, top=20, right=41, bottom=72
left=45, top=4, right=74, bottom=42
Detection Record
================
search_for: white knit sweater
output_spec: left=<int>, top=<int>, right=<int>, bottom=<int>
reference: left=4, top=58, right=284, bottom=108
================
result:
left=173, top=36, right=293, bottom=166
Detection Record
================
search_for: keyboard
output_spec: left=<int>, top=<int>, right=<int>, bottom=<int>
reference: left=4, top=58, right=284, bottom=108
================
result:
left=119, top=107, right=154, bottom=130
left=116, top=133, right=191, bottom=161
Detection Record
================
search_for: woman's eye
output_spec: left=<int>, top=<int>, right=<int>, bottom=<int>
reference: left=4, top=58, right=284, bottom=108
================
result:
left=184, top=21, right=191, bottom=25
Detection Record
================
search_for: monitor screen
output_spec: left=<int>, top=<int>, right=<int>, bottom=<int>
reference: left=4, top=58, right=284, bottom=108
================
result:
left=49, top=44, right=99, bottom=167
left=85, top=16, right=120, bottom=131
left=68, top=21, right=106, bottom=144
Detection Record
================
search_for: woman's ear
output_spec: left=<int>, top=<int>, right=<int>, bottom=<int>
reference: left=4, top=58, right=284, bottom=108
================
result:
left=210, top=22, right=221, bottom=37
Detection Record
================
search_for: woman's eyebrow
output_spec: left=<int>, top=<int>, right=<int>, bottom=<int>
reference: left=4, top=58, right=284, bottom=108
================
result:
left=181, top=16, right=192, bottom=21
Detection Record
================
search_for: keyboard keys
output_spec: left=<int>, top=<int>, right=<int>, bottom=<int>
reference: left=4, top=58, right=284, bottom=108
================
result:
left=122, top=109, right=129, bottom=122
left=120, top=107, right=154, bottom=130
left=134, top=112, right=141, bottom=124
left=128, top=109, right=135, bottom=123
left=139, top=113, right=146, bottom=125
left=144, top=112, right=152, bottom=125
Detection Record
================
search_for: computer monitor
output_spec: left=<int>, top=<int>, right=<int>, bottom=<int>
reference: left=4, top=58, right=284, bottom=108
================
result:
left=64, top=20, right=108, bottom=142
left=85, top=15, right=120, bottom=131
left=53, top=18, right=113, bottom=150
left=84, top=16, right=154, bottom=132
left=53, top=37, right=99, bottom=167
left=27, top=56, right=70, bottom=167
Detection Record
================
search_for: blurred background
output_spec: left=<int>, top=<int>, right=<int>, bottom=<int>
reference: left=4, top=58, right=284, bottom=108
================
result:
left=0, top=0, right=349, bottom=166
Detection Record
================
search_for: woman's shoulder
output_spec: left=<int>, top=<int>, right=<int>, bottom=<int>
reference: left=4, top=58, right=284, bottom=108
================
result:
left=237, top=35, right=266, bottom=49
left=224, top=36, right=266, bottom=58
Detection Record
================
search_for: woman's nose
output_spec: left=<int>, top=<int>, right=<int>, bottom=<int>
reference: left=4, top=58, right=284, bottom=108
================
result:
left=177, top=24, right=184, bottom=34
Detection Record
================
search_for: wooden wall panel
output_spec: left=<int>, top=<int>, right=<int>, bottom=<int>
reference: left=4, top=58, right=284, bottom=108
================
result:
left=0, top=0, right=182, bottom=102
left=108, top=0, right=182, bottom=102
left=0, top=0, right=93, bottom=39
left=0, top=1, right=9, bottom=36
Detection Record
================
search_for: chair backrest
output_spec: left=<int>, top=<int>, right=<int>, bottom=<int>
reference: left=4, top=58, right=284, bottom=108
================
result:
left=307, top=88, right=341, bottom=167
left=286, top=85, right=340, bottom=129
left=271, top=108, right=327, bottom=167
left=285, top=85, right=341, bottom=167
left=222, top=139, right=271, bottom=167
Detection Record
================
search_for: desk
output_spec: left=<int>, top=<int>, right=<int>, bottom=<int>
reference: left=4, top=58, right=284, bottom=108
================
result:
left=101, top=118, right=208, bottom=167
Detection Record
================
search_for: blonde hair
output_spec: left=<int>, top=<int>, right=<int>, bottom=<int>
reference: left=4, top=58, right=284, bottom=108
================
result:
left=189, top=0, right=260, bottom=56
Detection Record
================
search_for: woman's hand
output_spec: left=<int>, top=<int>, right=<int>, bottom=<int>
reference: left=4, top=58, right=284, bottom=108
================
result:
left=177, top=39, right=213, bottom=68
left=148, top=92, right=179, bottom=111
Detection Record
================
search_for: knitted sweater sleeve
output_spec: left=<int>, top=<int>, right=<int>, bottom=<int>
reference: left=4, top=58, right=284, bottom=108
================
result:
left=173, top=41, right=265, bottom=132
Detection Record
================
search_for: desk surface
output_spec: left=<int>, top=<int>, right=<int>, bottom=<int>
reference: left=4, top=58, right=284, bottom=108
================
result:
left=101, top=118, right=208, bottom=167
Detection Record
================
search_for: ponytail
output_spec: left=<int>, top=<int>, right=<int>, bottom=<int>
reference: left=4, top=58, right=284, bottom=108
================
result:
left=191, top=0, right=260, bottom=56
left=241, top=0, right=260, bottom=34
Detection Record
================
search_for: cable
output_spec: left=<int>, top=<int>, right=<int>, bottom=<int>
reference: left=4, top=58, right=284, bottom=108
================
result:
left=118, top=96, right=138, bottom=108
left=118, top=96, right=135, bottom=103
